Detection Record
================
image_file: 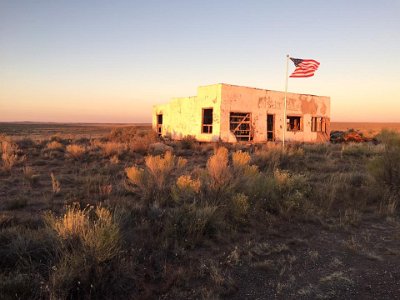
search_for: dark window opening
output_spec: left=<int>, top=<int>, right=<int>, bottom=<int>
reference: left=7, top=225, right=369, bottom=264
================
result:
left=157, top=114, right=163, bottom=125
left=202, top=108, right=213, bottom=134
left=311, top=117, right=326, bottom=133
left=267, top=114, right=274, bottom=141
left=230, top=112, right=253, bottom=141
left=287, top=116, right=302, bottom=131
left=156, top=114, right=163, bottom=136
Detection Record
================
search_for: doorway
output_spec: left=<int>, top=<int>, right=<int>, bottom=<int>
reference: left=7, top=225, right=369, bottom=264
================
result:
left=267, top=114, right=274, bottom=141
left=156, top=114, right=163, bottom=136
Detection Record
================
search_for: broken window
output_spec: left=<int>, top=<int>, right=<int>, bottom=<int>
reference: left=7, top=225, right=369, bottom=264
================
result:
left=287, top=116, right=302, bottom=131
left=311, top=117, right=326, bottom=132
left=267, top=114, right=274, bottom=141
left=156, top=114, right=163, bottom=136
left=202, top=108, right=213, bottom=134
left=230, top=112, right=253, bottom=141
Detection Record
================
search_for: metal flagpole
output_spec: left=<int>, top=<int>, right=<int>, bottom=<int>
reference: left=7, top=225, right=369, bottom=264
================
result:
left=282, top=54, right=289, bottom=148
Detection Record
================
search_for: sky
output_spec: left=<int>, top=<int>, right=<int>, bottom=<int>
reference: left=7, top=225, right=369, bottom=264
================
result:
left=1, top=0, right=399, bottom=123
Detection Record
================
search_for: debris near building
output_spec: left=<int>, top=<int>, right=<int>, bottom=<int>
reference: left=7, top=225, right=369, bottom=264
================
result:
left=153, top=83, right=330, bottom=143
left=330, top=129, right=377, bottom=143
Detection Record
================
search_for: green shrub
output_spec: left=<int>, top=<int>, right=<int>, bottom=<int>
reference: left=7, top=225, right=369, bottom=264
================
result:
left=45, top=204, right=133, bottom=299
left=230, top=193, right=249, bottom=223
left=180, top=135, right=197, bottom=150
left=341, top=143, right=372, bottom=157
left=368, top=130, right=400, bottom=214
left=249, top=170, right=310, bottom=217
left=164, top=204, right=220, bottom=248
left=369, top=130, right=400, bottom=193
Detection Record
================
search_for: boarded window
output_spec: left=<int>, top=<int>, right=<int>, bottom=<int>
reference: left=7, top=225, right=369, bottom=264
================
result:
left=202, top=108, right=213, bottom=134
left=156, top=114, right=163, bottom=136
left=230, top=112, right=252, bottom=141
left=311, top=117, right=326, bottom=132
left=287, top=116, right=302, bottom=131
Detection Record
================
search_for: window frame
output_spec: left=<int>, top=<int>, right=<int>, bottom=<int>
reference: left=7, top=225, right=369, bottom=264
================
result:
left=286, top=115, right=303, bottom=132
left=311, top=116, right=326, bottom=133
left=201, top=108, right=213, bottom=134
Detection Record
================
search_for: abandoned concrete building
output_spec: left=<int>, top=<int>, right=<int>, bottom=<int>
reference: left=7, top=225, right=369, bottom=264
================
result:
left=152, top=83, right=330, bottom=143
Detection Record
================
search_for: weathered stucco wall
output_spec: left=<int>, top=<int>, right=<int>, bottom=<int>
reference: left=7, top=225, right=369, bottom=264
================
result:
left=153, top=83, right=330, bottom=143
left=219, top=84, right=330, bottom=142
left=152, top=84, right=222, bottom=142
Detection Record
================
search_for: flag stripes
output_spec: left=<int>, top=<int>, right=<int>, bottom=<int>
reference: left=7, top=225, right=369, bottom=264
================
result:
left=289, top=58, right=320, bottom=78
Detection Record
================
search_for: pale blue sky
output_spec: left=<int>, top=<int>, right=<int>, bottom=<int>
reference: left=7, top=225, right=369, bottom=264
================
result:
left=1, top=0, right=399, bottom=122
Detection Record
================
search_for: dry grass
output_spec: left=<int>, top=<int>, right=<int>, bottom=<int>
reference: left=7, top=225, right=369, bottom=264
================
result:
left=46, top=140, right=64, bottom=150
left=50, top=172, right=61, bottom=194
left=65, top=144, right=86, bottom=159
left=99, top=141, right=126, bottom=157
left=1, top=138, right=19, bottom=172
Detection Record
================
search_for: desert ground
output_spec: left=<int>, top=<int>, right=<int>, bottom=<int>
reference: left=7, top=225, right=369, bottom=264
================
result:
left=1, top=122, right=400, bottom=299
left=331, top=122, right=400, bottom=137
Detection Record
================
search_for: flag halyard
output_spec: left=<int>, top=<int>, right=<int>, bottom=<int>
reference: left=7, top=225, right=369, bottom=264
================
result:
left=289, top=58, right=320, bottom=78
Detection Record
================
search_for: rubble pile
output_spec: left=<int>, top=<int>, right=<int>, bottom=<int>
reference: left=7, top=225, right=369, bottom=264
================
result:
left=330, top=129, right=376, bottom=143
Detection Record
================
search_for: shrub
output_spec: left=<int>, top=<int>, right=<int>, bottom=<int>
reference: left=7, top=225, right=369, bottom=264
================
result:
left=45, top=204, right=132, bottom=299
left=249, top=170, right=310, bottom=216
left=16, top=138, right=36, bottom=150
left=180, top=135, right=197, bottom=150
left=230, top=193, right=249, bottom=223
left=99, top=141, right=126, bottom=157
left=129, top=131, right=158, bottom=154
left=1, top=139, right=19, bottom=172
left=108, top=126, right=137, bottom=143
left=47, top=141, right=64, bottom=151
left=368, top=130, right=400, bottom=213
left=206, top=147, right=231, bottom=190
left=65, top=144, right=86, bottom=159
left=23, top=166, right=40, bottom=187
left=109, top=154, right=119, bottom=164
left=252, top=147, right=282, bottom=172
left=164, top=204, right=219, bottom=247
left=341, top=143, right=372, bottom=157
left=125, top=151, right=187, bottom=206
left=145, top=151, right=183, bottom=189
left=369, top=130, right=400, bottom=193
left=125, top=166, right=145, bottom=189
left=0, top=225, right=59, bottom=298
left=274, top=170, right=310, bottom=215
left=51, top=172, right=61, bottom=194
left=171, top=175, right=201, bottom=203
left=46, top=204, right=121, bottom=261
left=232, top=150, right=251, bottom=169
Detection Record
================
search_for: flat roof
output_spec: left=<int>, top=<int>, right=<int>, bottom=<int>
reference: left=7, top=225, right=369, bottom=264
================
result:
left=198, top=83, right=328, bottom=98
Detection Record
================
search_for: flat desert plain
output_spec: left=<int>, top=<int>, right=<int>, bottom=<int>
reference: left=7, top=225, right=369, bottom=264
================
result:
left=331, top=122, right=400, bottom=137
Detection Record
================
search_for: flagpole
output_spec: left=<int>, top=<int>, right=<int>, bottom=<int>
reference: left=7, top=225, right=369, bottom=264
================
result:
left=283, top=54, right=289, bottom=148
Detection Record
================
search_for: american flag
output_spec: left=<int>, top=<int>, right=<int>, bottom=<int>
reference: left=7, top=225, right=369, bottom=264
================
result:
left=289, top=58, right=320, bottom=78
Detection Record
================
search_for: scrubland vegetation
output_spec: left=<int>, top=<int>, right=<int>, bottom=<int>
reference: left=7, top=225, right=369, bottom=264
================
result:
left=1, top=125, right=400, bottom=299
